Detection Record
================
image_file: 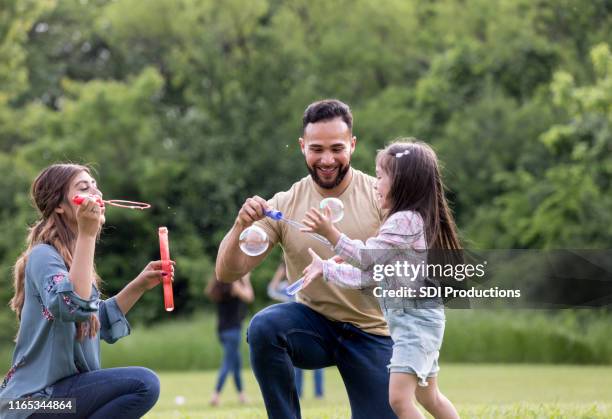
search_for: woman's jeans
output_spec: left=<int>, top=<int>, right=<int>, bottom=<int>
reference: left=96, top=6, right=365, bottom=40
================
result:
left=294, top=367, right=324, bottom=398
left=29, top=366, right=160, bottom=419
left=215, top=327, right=243, bottom=393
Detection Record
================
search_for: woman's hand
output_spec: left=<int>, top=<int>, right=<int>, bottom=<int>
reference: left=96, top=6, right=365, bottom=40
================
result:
left=301, top=248, right=324, bottom=289
left=114, top=260, right=176, bottom=315
left=76, top=314, right=100, bottom=341
left=76, top=195, right=104, bottom=237
left=133, top=260, right=176, bottom=292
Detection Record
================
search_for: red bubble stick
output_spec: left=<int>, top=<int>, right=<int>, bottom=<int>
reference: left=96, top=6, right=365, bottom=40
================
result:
left=72, top=194, right=151, bottom=210
left=158, top=227, right=174, bottom=312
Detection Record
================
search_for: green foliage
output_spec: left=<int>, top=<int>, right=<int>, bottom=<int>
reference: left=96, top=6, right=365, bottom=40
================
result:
left=0, top=0, right=610, bottom=330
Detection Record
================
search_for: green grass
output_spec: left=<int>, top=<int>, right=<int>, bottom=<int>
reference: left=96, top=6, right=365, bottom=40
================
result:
left=147, top=364, right=612, bottom=418
left=93, top=309, right=612, bottom=371
left=2, top=310, right=612, bottom=417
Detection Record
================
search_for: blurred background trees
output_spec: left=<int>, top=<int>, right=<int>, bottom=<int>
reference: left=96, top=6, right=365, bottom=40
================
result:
left=0, top=0, right=610, bottom=340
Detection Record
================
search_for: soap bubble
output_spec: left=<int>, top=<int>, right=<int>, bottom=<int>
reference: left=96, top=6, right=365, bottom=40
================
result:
left=239, top=225, right=269, bottom=256
left=320, top=197, right=344, bottom=223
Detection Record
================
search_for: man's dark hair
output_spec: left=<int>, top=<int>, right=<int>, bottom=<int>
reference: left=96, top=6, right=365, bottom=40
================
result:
left=302, top=99, right=353, bottom=133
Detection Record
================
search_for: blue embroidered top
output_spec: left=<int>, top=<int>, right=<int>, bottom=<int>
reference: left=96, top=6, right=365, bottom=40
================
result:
left=0, top=244, right=131, bottom=418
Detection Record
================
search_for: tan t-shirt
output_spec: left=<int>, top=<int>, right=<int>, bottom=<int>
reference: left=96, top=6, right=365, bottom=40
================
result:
left=256, top=168, right=389, bottom=336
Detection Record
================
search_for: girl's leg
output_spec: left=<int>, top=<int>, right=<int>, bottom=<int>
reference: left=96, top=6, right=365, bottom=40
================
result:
left=388, top=372, right=425, bottom=419
left=415, top=376, right=460, bottom=419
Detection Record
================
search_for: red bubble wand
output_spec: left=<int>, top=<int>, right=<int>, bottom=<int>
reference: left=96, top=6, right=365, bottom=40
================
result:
left=158, top=227, right=174, bottom=312
left=72, top=194, right=151, bottom=210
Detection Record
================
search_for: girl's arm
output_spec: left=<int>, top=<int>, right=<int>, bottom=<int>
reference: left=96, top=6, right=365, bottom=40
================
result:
left=302, top=249, right=377, bottom=290
left=302, top=209, right=425, bottom=271
left=334, top=212, right=425, bottom=271
left=322, top=259, right=375, bottom=288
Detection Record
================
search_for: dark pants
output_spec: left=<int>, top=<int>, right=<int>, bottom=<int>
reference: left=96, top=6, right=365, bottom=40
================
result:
left=30, top=367, right=159, bottom=419
left=248, top=302, right=395, bottom=419
left=215, top=327, right=243, bottom=393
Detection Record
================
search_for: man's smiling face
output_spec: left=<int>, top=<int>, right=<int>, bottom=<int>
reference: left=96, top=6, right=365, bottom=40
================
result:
left=300, top=117, right=355, bottom=190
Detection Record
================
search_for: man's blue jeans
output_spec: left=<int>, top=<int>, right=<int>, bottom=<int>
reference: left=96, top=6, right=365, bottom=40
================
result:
left=29, top=366, right=159, bottom=418
left=215, top=327, right=243, bottom=393
left=248, top=302, right=395, bottom=419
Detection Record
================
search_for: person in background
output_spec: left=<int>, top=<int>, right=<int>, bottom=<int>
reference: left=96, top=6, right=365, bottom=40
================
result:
left=267, top=263, right=324, bottom=399
left=205, top=273, right=254, bottom=406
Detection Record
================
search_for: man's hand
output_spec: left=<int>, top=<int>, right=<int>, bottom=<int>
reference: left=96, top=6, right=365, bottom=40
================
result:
left=236, top=195, right=269, bottom=228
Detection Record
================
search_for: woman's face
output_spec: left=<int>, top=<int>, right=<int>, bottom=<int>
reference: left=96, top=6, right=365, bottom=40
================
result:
left=60, top=170, right=105, bottom=230
left=375, top=163, right=392, bottom=210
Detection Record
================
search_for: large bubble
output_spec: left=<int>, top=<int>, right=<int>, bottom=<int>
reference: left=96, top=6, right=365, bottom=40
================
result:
left=239, top=225, right=269, bottom=256
left=320, top=197, right=345, bottom=223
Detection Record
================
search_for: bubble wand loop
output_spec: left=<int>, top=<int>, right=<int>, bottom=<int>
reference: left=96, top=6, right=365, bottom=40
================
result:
left=158, top=227, right=174, bottom=312
left=72, top=194, right=151, bottom=210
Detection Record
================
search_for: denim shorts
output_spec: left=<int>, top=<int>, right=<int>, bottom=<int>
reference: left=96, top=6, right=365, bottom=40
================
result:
left=384, top=302, right=445, bottom=387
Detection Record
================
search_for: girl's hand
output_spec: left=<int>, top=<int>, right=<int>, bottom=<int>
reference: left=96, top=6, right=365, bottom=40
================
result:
left=134, top=260, right=176, bottom=292
left=301, top=206, right=335, bottom=238
left=301, top=248, right=324, bottom=289
left=331, top=255, right=344, bottom=264
left=76, top=196, right=104, bottom=237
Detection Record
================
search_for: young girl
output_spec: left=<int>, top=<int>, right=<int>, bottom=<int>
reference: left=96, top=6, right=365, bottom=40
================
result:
left=0, top=164, right=174, bottom=419
left=300, top=140, right=460, bottom=419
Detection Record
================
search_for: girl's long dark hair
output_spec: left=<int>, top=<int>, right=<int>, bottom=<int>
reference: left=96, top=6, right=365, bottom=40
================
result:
left=11, top=164, right=99, bottom=321
left=377, top=139, right=461, bottom=250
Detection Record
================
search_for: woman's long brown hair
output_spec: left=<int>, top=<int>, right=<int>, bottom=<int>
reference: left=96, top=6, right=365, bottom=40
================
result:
left=376, top=139, right=461, bottom=251
left=10, top=164, right=98, bottom=321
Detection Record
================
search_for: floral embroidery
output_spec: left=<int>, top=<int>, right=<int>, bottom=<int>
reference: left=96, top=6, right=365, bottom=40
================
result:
left=35, top=295, right=54, bottom=321
left=42, top=305, right=54, bottom=321
left=62, top=295, right=78, bottom=313
left=1, top=358, right=25, bottom=389
left=45, top=273, right=65, bottom=293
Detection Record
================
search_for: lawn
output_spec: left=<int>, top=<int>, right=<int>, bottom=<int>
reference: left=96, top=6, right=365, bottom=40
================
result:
left=147, top=364, right=612, bottom=418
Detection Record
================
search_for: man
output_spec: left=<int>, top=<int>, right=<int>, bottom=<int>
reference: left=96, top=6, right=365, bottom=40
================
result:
left=215, top=99, right=395, bottom=418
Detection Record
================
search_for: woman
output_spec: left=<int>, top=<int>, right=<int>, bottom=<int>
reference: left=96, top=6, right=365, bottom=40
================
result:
left=0, top=164, right=175, bottom=419
left=205, top=273, right=253, bottom=406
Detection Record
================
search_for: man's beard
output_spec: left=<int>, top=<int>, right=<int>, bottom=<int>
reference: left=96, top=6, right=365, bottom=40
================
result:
left=307, top=162, right=351, bottom=189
